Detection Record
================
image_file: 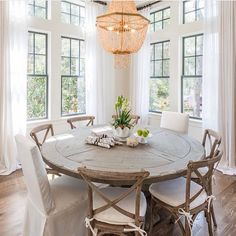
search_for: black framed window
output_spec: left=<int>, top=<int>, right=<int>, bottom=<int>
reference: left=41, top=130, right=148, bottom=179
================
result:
left=27, top=31, right=48, bottom=120
left=61, top=37, right=85, bottom=116
left=61, top=1, right=85, bottom=27
left=183, top=0, right=204, bottom=24
left=28, top=0, right=48, bottom=19
left=150, top=7, right=170, bottom=32
left=149, top=41, right=170, bottom=112
left=182, top=34, right=203, bottom=119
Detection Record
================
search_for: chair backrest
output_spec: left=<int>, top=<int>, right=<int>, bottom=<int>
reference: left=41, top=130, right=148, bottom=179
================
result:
left=202, top=129, right=222, bottom=159
left=112, top=114, right=140, bottom=125
left=67, top=115, right=95, bottom=129
left=185, top=151, right=223, bottom=212
left=78, top=167, right=149, bottom=226
left=160, top=111, right=189, bottom=134
left=30, top=124, right=54, bottom=150
left=15, top=135, right=55, bottom=214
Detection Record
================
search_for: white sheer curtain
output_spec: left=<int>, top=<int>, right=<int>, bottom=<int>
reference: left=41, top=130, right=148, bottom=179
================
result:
left=217, top=0, right=236, bottom=174
left=202, top=0, right=219, bottom=131
left=130, top=8, right=150, bottom=125
left=85, top=1, right=115, bottom=124
left=0, top=0, right=27, bottom=175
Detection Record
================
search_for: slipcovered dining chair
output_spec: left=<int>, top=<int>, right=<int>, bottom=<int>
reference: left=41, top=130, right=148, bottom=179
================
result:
left=78, top=167, right=149, bottom=236
left=30, top=124, right=60, bottom=177
left=149, top=151, right=223, bottom=236
left=112, top=114, right=140, bottom=125
left=15, top=135, right=88, bottom=236
left=160, top=111, right=189, bottom=134
left=67, top=115, right=95, bottom=129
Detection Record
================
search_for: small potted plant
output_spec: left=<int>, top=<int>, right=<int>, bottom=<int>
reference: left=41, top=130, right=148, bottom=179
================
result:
left=112, top=95, right=133, bottom=138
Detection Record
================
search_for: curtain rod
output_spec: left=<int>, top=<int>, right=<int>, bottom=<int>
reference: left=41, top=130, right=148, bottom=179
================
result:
left=92, top=1, right=161, bottom=10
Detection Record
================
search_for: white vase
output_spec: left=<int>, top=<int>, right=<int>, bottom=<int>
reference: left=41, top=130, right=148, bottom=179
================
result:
left=112, top=126, right=132, bottom=138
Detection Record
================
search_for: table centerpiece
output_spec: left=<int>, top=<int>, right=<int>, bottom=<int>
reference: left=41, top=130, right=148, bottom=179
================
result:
left=112, top=95, right=134, bottom=139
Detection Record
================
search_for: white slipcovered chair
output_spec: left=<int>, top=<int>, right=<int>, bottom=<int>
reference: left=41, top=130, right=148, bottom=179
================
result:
left=15, top=135, right=88, bottom=236
left=160, top=111, right=189, bottom=134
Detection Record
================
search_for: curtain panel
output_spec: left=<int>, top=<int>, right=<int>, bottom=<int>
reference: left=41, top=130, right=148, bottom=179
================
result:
left=130, top=9, right=151, bottom=125
left=0, top=0, right=27, bottom=175
left=85, top=2, right=115, bottom=125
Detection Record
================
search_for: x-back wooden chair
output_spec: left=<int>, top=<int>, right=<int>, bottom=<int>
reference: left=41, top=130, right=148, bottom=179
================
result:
left=67, top=115, right=95, bottom=129
left=78, top=167, right=150, bottom=236
left=191, top=129, right=222, bottom=227
left=30, top=124, right=60, bottom=177
left=202, top=129, right=222, bottom=159
left=112, top=114, right=140, bottom=126
left=149, top=151, right=223, bottom=236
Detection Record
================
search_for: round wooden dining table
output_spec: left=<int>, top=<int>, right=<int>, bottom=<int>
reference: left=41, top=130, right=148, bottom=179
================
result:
left=41, top=125, right=205, bottom=184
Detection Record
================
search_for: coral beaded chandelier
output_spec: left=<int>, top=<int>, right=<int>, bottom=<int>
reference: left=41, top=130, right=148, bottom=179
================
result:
left=96, top=0, right=150, bottom=68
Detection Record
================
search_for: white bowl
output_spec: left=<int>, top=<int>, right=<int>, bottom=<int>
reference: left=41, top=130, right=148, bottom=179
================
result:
left=134, top=133, right=152, bottom=144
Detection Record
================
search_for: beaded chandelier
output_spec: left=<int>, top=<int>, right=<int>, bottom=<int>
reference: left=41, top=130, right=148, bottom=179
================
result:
left=96, top=0, right=150, bottom=68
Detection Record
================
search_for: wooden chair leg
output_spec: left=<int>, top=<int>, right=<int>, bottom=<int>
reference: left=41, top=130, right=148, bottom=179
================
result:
left=205, top=210, right=213, bottom=236
left=149, top=198, right=154, bottom=235
left=211, top=205, right=217, bottom=228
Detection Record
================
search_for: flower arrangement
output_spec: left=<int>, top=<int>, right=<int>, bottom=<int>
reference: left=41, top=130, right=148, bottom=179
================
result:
left=112, top=95, right=132, bottom=129
left=112, top=95, right=133, bottom=138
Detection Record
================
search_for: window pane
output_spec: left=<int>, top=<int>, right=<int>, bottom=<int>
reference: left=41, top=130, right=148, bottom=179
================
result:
left=184, top=37, right=195, bottom=56
left=150, top=14, right=155, bottom=24
left=163, top=42, right=170, bottom=58
left=71, top=40, right=79, bottom=57
left=61, top=77, right=85, bottom=115
left=184, top=57, right=195, bottom=75
left=71, top=58, right=79, bottom=76
left=61, top=2, right=70, bottom=13
left=35, top=55, right=46, bottom=74
left=35, top=34, right=46, bottom=54
left=183, top=77, right=202, bottom=118
left=154, top=61, right=162, bottom=76
left=35, top=6, right=46, bottom=19
left=150, top=61, right=154, bottom=77
left=27, top=76, right=47, bottom=119
left=163, top=8, right=170, bottom=18
left=154, top=21, right=162, bottom=31
left=61, top=38, right=70, bottom=57
left=151, top=45, right=154, bottom=60
left=196, top=9, right=204, bottom=21
left=149, top=78, right=169, bottom=112
left=80, top=41, right=85, bottom=58
left=35, top=0, right=46, bottom=8
left=71, top=16, right=79, bottom=26
left=163, top=19, right=170, bottom=28
left=61, top=57, right=70, bottom=75
left=197, top=0, right=204, bottom=9
left=27, top=55, right=34, bottom=74
left=28, top=33, right=34, bottom=53
left=155, top=11, right=162, bottom=21
left=185, top=12, right=195, bottom=23
left=155, top=44, right=162, bottom=60
left=163, top=60, right=169, bottom=77
left=184, top=1, right=195, bottom=12
left=71, top=4, right=79, bottom=16
left=196, top=56, right=202, bottom=75
left=196, top=35, right=203, bottom=55
left=61, top=13, right=70, bottom=24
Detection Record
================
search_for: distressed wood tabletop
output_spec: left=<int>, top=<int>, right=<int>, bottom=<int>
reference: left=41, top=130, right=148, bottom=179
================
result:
left=41, top=125, right=204, bottom=184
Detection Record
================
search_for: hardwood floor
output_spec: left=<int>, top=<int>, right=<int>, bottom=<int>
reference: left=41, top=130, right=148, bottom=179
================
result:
left=0, top=170, right=236, bottom=236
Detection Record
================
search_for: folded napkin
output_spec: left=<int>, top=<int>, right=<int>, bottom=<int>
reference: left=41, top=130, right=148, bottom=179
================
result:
left=85, top=134, right=122, bottom=149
